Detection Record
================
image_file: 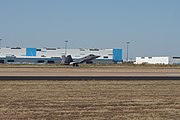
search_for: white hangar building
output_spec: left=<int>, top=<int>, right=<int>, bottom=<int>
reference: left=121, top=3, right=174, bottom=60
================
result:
left=135, top=57, right=170, bottom=64
left=135, top=56, right=180, bottom=65
left=0, top=47, right=122, bottom=64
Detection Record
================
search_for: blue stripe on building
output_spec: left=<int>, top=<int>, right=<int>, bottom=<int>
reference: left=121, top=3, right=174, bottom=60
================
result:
left=113, top=49, right=122, bottom=62
left=26, top=48, right=36, bottom=56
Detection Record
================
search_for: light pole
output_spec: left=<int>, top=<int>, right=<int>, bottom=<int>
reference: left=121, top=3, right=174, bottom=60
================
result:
left=126, top=42, right=130, bottom=62
left=65, top=40, right=68, bottom=56
left=0, top=39, right=2, bottom=48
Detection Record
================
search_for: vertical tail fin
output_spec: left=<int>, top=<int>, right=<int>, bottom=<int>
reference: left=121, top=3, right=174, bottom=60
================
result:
left=64, top=55, right=73, bottom=64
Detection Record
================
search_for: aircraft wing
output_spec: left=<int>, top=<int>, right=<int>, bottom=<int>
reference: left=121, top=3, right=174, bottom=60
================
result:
left=75, top=54, right=100, bottom=63
left=64, top=54, right=100, bottom=66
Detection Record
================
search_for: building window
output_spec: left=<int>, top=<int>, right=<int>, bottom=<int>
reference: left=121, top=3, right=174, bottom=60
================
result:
left=173, top=57, right=180, bottom=59
left=46, top=48, right=56, bottom=50
left=11, top=47, right=21, bottom=49
left=0, top=60, right=4, bottom=63
left=7, top=60, right=15, bottom=62
left=149, top=57, right=152, bottom=59
left=47, top=61, right=55, bottom=64
left=89, top=48, right=99, bottom=51
left=36, top=49, right=41, bottom=51
left=141, top=57, right=145, bottom=59
left=38, top=60, right=44, bottom=63
left=41, top=55, right=46, bottom=57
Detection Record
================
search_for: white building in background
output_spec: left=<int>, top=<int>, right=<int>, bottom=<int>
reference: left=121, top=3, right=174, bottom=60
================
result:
left=135, top=56, right=180, bottom=65
left=0, top=47, right=122, bottom=64
left=171, top=57, right=180, bottom=64
left=135, top=57, right=170, bottom=64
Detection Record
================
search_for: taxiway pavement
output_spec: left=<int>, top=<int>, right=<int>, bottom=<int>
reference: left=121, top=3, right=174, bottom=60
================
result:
left=0, top=67, right=180, bottom=80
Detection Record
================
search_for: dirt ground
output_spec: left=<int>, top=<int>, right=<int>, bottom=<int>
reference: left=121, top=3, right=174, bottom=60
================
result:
left=0, top=80, right=179, bottom=120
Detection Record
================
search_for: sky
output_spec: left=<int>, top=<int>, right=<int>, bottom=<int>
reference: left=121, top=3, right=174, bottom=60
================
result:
left=0, top=0, right=180, bottom=59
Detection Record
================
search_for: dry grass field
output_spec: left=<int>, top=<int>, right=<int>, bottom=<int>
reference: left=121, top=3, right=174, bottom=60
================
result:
left=0, top=80, right=179, bottom=120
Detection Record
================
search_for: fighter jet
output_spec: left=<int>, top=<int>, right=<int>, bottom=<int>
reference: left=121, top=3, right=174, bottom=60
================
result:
left=64, top=54, right=100, bottom=66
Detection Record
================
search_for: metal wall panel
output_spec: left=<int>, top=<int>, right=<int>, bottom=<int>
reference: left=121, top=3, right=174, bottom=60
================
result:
left=26, top=48, right=36, bottom=56
left=113, top=49, right=122, bottom=62
left=135, top=57, right=169, bottom=64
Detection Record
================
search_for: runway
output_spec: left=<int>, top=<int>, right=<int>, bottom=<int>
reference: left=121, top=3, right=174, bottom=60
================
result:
left=0, top=76, right=180, bottom=80
left=0, top=67, right=180, bottom=80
